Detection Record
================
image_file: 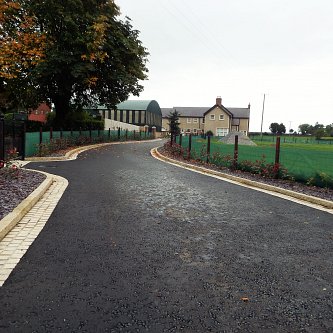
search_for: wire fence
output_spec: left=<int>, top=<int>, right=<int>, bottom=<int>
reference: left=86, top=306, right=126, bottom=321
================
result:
left=173, top=134, right=333, bottom=188
left=249, top=134, right=333, bottom=145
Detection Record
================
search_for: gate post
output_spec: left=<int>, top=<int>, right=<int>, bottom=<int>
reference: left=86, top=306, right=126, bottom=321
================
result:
left=188, top=133, right=192, bottom=160
left=274, top=136, right=281, bottom=178
left=233, top=135, right=239, bottom=169
left=21, top=121, right=26, bottom=160
left=206, top=134, right=211, bottom=163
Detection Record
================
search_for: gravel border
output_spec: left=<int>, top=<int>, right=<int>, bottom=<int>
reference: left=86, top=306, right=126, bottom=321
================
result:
left=0, top=169, right=46, bottom=220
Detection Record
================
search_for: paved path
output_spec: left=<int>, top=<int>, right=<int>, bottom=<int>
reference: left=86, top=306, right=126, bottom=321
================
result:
left=0, top=142, right=332, bottom=332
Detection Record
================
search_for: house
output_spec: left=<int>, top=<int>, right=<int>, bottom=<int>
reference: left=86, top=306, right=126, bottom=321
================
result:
left=87, top=100, right=162, bottom=131
left=28, top=102, right=51, bottom=123
left=204, top=97, right=250, bottom=136
left=161, top=107, right=205, bottom=135
left=161, top=96, right=250, bottom=136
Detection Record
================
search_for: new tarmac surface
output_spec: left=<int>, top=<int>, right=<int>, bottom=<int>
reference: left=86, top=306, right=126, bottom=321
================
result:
left=0, top=141, right=332, bottom=332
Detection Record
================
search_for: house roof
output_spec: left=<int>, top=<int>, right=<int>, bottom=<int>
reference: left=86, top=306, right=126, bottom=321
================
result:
left=228, top=107, right=250, bottom=118
left=161, top=107, right=207, bottom=118
left=160, top=108, right=174, bottom=117
left=203, top=105, right=233, bottom=117
left=162, top=105, right=250, bottom=119
left=117, top=100, right=162, bottom=115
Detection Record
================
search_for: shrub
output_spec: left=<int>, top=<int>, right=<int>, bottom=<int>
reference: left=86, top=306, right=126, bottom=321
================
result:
left=237, top=156, right=290, bottom=180
left=163, top=141, right=185, bottom=157
left=0, top=148, right=20, bottom=178
left=206, top=130, right=213, bottom=136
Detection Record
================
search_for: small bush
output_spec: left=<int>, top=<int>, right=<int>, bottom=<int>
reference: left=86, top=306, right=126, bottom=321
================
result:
left=0, top=147, right=20, bottom=178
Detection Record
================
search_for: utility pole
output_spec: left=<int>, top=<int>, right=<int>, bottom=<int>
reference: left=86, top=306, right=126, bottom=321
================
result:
left=260, top=93, right=266, bottom=140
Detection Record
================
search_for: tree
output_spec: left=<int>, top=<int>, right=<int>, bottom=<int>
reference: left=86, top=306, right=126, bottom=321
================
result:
left=0, top=0, right=47, bottom=112
left=325, top=124, right=333, bottom=137
left=168, top=110, right=181, bottom=135
left=1, top=0, right=149, bottom=127
left=277, top=123, right=286, bottom=134
left=314, top=129, right=325, bottom=140
left=270, top=122, right=286, bottom=135
left=298, top=124, right=312, bottom=135
left=269, top=122, right=279, bottom=134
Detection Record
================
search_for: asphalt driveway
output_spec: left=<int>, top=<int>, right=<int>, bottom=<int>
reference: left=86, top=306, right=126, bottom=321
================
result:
left=0, top=141, right=332, bottom=332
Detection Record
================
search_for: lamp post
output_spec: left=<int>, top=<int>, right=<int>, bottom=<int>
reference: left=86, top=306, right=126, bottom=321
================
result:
left=260, top=93, right=266, bottom=140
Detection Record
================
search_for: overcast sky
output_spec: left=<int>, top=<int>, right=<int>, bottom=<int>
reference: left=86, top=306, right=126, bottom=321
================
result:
left=116, top=0, right=333, bottom=132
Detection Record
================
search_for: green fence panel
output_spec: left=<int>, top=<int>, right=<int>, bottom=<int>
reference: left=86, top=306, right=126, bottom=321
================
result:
left=25, top=132, right=40, bottom=157
left=25, top=129, right=154, bottom=157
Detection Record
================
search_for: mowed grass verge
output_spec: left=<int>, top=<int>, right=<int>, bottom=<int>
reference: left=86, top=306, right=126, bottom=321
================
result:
left=177, top=136, right=333, bottom=185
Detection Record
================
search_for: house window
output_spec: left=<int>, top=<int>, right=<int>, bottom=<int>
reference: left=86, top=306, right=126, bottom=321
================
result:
left=187, top=118, right=192, bottom=123
left=216, top=128, right=229, bottom=137
left=186, top=128, right=191, bottom=133
left=193, top=128, right=197, bottom=133
left=193, top=118, right=198, bottom=123
left=219, top=114, right=224, bottom=120
left=210, top=114, right=215, bottom=120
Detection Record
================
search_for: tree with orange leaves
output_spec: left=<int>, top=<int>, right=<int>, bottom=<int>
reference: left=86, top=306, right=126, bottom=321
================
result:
left=1, top=0, right=149, bottom=128
left=0, top=0, right=47, bottom=112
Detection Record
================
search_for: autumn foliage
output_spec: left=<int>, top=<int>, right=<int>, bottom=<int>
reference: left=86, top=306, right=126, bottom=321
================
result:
left=0, top=0, right=47, bottom=79
left=0, top=0, right=149, bottom=128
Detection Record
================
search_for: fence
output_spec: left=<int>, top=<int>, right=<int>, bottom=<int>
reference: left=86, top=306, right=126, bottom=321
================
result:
left=171, top=134, right=333, bottom=188
left=0, top=115, right=26, bottom=161
left=249, top=134, right=333, bottom=145
left=25, top=127, right=154, bottom=157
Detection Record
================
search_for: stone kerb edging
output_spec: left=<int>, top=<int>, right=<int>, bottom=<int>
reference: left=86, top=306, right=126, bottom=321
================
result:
left=151, top=147, right=333, bottom=212
left=0, top=171, right=53, bottom=241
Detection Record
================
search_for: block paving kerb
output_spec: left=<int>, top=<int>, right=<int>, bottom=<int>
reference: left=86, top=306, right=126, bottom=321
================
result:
left=0, top=174, right=68, bottom=286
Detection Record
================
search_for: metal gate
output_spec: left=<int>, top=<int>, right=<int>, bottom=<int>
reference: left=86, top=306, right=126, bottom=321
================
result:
left=0, top=114, right=26, bottom=161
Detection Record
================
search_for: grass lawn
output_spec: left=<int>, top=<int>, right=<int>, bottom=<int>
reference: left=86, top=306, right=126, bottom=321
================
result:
left=177, top=136, right=333, bottom=184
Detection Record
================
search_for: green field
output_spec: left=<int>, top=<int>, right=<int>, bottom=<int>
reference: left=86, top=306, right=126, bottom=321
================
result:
left=176, top=135, right=333, bottom=187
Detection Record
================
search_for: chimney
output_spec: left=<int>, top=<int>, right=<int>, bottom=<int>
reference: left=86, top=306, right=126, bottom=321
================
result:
left=216, top=96, right=222, bottom=106
left=248, top=103, right=251, bottom=109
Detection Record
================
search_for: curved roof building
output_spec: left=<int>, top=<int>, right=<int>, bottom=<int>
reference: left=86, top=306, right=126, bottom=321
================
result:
left=89, top=100, right=162, bottom=131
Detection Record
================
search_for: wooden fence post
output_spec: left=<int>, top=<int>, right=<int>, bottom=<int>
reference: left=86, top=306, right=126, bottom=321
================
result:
left=274, top=136, right=281, bottom=177
left=22, top=122, right=26, bottom=160
left=179, top=133, right=182, bottom=147
left=50, top=127, right=53, bottom=140
left=233, top=135, right=239, bottom=168
left=188, top=134, right=192, bottom=160
left=118, top=127, right=121, bottom=140
left=206, top=135, right=211, bottom=163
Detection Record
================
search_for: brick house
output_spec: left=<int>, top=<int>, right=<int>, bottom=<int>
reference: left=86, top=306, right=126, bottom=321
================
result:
left=28, top=102, right=51, bottom=123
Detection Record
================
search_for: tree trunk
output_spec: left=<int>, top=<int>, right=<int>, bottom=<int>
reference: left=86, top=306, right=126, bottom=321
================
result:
left=53, top=96, right=71, bottom=129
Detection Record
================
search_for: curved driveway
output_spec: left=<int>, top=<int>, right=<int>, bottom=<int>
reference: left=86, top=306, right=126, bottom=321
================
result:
left=0, top=141, right=332, bottom=332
